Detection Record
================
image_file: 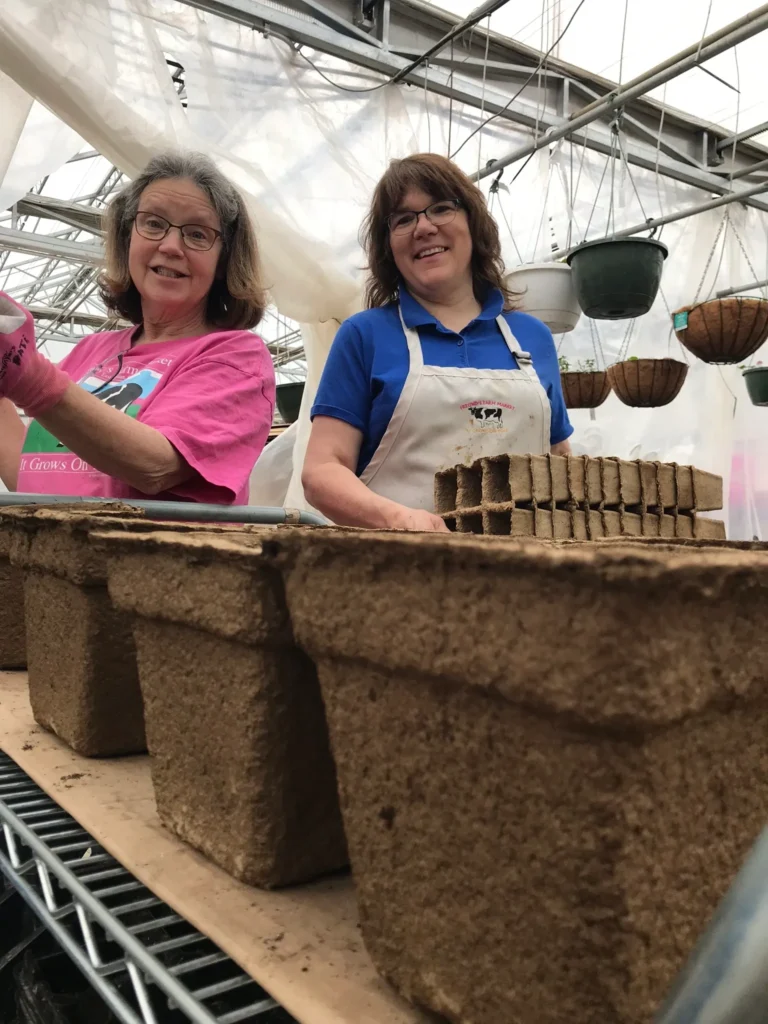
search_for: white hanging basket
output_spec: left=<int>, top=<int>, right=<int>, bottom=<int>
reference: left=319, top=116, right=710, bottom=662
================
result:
left=505, top=262, right=581, bottom=334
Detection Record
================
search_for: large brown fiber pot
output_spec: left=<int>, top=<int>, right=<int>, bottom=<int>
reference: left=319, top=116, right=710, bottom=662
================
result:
left=7, top=505, right=149, bottom=756
left=265, top=529, right=768, bottom=1024
left=0, top=512, right=26, bottom=669
left=673, top=297, right=768, bottom=364
left=559, top=370, right=611, bottom=408
left=607, top=357, right=688, bottom=407
left=96, top=528, right=347, bottom=888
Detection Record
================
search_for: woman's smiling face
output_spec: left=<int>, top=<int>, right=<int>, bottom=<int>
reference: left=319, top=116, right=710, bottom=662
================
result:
left=388, top=187, right=473, bottom=298
left=128, top=177, right=222, bottom=322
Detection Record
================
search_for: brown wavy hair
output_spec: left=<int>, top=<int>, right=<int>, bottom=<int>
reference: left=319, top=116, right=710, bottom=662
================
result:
left=362, top=153, right=516, bottom=310
left=99, top=151, right=267, bottom=330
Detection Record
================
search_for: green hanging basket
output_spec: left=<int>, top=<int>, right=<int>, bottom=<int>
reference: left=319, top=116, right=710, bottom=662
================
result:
left=275, top=381, right=305, bottom=424
left=743, top=366, right=768, bottom=406
left=566, top=237, right=669, bottom=320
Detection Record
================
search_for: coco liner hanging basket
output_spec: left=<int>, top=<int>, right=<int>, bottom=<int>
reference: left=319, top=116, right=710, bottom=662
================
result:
left=560, top=370, right=611, bottom=409
left=607, top=358, right=688, bottom=408
left=566, top=237, right=668, bottom=320
left=672, top=297, right=768, bottom=364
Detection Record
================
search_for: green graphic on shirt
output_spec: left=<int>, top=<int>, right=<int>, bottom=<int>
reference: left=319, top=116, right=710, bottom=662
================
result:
left=22, top=405, right=141, bottom=455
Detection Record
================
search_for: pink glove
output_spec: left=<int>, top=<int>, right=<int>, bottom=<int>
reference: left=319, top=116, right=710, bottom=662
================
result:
left=0, top=292, right=70, bottom=417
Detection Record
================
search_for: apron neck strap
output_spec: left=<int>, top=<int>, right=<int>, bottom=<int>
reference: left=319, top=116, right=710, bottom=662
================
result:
left=398, top=304, right=425, bottom=370
left=495, top=315, right=532, bottom=362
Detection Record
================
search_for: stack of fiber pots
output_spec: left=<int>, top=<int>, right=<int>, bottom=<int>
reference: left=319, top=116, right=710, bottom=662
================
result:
left=264, top=528, right=768, bottom=1024
left=93, top=526, right=348, bottom=888
left=433, top=453, right=725, bottom=540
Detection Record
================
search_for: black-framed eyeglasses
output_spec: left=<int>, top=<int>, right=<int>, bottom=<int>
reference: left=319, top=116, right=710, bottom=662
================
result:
left=134, top=211, right=222, bottom=251
left=387, top=198, right=462, bottom=235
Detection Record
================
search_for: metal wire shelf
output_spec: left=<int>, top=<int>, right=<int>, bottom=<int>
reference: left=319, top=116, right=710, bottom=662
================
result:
left=0, top=751, right=296, bottom=1024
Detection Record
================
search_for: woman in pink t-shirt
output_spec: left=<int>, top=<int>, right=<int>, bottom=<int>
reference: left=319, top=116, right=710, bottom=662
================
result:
left=0, top=151, right=275, bottom=505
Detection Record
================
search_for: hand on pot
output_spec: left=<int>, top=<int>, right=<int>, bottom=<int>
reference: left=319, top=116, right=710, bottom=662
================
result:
left=388, top=505, right=451, bottom=533
left=0, top=292, right=70, bottom=416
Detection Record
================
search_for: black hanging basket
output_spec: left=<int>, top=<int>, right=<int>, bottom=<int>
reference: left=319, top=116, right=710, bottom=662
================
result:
left=743, top=366, right=768, bottom=407
left=567, top=238, right=669, bottom=320
left=275, top=382, right=305, bottom=424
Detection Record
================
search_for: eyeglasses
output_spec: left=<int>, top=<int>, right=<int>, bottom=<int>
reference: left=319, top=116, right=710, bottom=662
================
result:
left=134, top=211, right=222, bottom=251
left=388, top=198, right=462, bottom=235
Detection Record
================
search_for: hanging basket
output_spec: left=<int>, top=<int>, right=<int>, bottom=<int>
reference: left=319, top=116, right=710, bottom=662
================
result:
left=276, top=382, right=305, bottom=424
left=743, top=366, right=768, bottom=406
left=566, top=238, right=668, bottom=320
left=607, top=358, right=688, bottom=408
left=560, top=371, right=611, bottom=409
left=505, top=263, right=581, bottom=334
left=672, top=297, right=768, bottom=364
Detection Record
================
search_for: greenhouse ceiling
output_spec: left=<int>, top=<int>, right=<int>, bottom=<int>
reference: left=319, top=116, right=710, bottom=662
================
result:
left=0, top=0, right=767, bottom=372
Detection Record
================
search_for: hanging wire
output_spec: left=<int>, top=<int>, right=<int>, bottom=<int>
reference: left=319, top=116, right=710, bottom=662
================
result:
left=447, top=39, right=455, bottom=157
left=654, top=82, right=668, bottom=235
left=423, top=61, right=432, bottom=152
left=450, top=0, right=588, bottom=159
left=476, top=17, right=492, bottom=172
left=582, top=153, right=611, bottom=242
left=695, top=0, right=715, bottom=63
left=617, top=0, right=630, bottom=86
left=491, top=187, right=524, bottom=263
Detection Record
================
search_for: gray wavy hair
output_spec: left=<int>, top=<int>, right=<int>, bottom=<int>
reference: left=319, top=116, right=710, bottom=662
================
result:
left=99, top=151, right=266, bottom=330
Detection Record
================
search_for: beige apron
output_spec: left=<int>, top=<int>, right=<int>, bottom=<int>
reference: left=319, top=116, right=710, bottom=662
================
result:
left=360, top=307, right=551, bottom=511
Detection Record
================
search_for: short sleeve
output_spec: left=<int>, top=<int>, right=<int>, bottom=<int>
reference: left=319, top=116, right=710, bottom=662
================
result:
left=535, top=324, right=574, bottom=446
left=311, top=320, right=372, bottom=434
left=139, top=344, right=275, bottom=503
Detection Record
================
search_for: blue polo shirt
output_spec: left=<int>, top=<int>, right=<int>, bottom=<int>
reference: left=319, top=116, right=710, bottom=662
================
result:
left=311, top=286, right=573, bottom=475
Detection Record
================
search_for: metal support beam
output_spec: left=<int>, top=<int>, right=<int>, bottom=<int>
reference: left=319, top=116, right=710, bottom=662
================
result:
left=717, top=119, right=768, bottom=153
left=550, top=177, right=768, bottom=260
left=473, top=3, right=768, bottom=181
left=13, top=195, right=104, bottom=236
left=27, top=305, right=125, bottom=329
left=716, top=277, right=768, bottom=298
left=0, top=228, right=103, bottom=265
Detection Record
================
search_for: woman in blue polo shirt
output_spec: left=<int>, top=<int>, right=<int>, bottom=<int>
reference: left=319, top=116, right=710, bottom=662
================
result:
left=302, top=152, right=573, bottom=532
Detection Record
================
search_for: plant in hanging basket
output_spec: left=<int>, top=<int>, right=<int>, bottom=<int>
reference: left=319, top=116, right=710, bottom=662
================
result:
left=607, top=357, right=688, bottom=408
left=566, top=237, right=668, bottom=320
left=558, top=357, right=611, bottom=409
left=672, top=297, right=768, bottom=364
left=743, top=365, right=768, bottom=406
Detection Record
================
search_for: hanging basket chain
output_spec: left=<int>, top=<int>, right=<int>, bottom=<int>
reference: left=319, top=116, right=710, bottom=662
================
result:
left=588, top=317, right=607, bottom=370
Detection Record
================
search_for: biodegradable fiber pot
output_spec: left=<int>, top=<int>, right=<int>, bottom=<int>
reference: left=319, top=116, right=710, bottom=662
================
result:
left=504, top=263, right=581, bottom=334
left=743, top=366, right=768, bottom=406
left=8, top=505, right=148, bottom=756
left=275, top=381, right=305, bottom=424
left=97, top=528, right=348, bottom=888
left=673, top=297, right=768, bottom=364
left=0, top=514, right=26, bottom=669
left=567, top=237, right=668, bottom=320
left=267, top=528, right=768, bottom=1024
left=559, top=370, right=611, bottom=409
left=607, top=357, right=688, bottom=408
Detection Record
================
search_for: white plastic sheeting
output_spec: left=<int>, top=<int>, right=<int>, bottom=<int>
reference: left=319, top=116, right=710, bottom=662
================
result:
left=0, top=0, right=767, bottom=533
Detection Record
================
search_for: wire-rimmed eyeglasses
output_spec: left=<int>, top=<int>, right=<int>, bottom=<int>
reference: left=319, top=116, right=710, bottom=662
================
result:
left=134, top=211, right=222, bottom=251
left=388, top=198, right=462, bottom=235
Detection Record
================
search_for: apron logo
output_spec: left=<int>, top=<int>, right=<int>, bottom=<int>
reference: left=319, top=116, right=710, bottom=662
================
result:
left=462, top=401, right=513, bottom=432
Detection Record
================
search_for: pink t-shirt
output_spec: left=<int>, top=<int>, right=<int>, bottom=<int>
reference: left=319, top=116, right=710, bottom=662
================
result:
left=17, top=327, right=275, bottom=504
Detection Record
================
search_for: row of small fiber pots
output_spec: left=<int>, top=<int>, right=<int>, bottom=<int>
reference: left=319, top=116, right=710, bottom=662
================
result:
left=506, top=242, right=768, bottom=409
left=4, top=502, right=768, bottom=1023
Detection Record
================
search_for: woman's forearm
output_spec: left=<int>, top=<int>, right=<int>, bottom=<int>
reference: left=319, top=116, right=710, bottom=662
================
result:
left=0, top=398, right=25, bottom=490
left=303, top=461, right=411, bottom=529
left=36, top=383, right=194, bottom=495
